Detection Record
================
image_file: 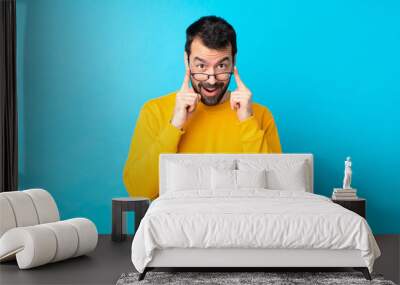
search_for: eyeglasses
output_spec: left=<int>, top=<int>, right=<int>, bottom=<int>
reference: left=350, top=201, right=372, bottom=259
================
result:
left=190, top=71, right=233, bottom=82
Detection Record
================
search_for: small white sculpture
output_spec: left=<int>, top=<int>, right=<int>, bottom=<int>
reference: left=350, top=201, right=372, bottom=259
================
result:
left=342, top=156, right=352, bottom=189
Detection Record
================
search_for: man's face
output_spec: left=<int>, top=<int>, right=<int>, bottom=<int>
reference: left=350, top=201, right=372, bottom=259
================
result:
left=187, top=37, right=234, bottom=106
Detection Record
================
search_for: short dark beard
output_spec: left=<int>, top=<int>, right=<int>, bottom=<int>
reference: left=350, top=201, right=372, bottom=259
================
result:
left=191, top=78, right=231, bottom=106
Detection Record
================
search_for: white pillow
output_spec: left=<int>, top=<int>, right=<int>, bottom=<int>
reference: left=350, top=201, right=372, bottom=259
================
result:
left=211, top=168, right=268, bottom=190
left=266, top=165, right=307, bottom=191
left=211, top=168, right=236, bottom=190
left=237, top=159, right=309, bottom=191
left=237, top=169, right=267, bottom=188
left=166, top=160, right=235, bottom=192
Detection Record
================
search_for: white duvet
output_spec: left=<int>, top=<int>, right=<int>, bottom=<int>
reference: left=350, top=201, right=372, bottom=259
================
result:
left=131, top=189, right=380, bottom=273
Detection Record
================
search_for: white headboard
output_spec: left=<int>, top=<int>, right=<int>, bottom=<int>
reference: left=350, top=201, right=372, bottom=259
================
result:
left=159, top=153, right=314, bottom=195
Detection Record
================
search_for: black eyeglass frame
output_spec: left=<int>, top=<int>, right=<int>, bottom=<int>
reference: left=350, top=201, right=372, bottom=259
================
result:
left=190, top=71, right=233, bottom=82
left=187, top=57, right=234, bottom=82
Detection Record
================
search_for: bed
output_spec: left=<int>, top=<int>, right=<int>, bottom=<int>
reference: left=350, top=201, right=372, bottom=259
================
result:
left=130, top=153, right=381, bottom=281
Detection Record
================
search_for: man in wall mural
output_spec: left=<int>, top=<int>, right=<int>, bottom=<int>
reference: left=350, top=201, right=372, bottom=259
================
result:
left=123, top=16, right=282, bottom=199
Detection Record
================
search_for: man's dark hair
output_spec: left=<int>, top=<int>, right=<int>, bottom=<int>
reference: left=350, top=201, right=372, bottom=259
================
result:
left=185, top=16, right=237, bottom=60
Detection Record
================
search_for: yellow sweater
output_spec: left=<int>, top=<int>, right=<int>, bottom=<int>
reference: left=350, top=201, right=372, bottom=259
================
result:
left=123, top=91, right=282, bottom=200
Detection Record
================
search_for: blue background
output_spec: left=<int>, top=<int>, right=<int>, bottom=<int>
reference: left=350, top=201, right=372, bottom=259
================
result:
left=16, top=0, right=400, bottom=234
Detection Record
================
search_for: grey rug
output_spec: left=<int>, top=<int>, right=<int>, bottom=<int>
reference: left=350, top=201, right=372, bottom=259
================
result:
left=116, top=271, right=396, bottom=285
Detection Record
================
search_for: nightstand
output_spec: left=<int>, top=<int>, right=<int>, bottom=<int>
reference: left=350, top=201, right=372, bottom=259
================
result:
left=112, top=197, right=150, bottom=242
left=331, top=198, right=366, bottom=219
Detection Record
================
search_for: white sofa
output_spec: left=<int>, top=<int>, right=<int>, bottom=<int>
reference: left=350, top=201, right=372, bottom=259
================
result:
left=0, top=189, right=98, bottom=269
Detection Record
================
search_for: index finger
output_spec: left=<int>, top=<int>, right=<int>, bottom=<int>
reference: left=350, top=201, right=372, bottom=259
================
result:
left=180, top=68, right=191, bottom=91
left=233, top=66, right=246, bottom=89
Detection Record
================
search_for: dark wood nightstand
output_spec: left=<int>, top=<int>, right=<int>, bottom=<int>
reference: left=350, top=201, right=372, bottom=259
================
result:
left=331, top=198, right=366, bottom=219
left=112, top=197, right=150, bottom=242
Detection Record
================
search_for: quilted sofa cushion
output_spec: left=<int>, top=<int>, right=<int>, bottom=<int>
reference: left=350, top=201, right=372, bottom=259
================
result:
left=0, top=218, right=98, bottom=269
left=0, top=189, right=59, bottom=237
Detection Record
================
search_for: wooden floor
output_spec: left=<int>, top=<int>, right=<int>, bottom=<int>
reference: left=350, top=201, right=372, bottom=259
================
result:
left=0, top=235, right=399, bottom=285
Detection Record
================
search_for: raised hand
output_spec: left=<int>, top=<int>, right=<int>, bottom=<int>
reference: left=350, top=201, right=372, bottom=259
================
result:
left=171, top=65, right=201, bottom=130
left=230, top=66, right=253, bottom=121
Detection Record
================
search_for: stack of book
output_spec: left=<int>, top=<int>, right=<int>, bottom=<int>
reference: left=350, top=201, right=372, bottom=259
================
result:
left=332, top=188, right=358, bottom=200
